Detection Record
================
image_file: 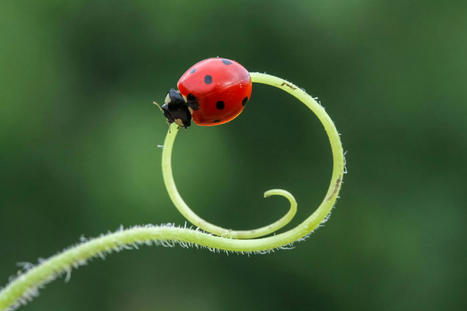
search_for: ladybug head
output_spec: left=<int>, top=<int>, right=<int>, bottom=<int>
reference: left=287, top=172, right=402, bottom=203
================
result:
left=158, top=89, right=192, bottom=128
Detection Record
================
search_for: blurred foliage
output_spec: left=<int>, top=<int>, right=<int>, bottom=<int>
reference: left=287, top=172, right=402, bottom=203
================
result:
left=1, top=0, right=466, bottom=310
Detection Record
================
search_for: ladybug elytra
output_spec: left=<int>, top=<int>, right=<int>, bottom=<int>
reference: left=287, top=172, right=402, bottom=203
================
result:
left=157, top=57, right=252, bottom=127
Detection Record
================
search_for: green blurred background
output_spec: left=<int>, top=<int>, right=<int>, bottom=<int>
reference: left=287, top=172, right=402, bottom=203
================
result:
left=1, top=0, right=466, bottom=310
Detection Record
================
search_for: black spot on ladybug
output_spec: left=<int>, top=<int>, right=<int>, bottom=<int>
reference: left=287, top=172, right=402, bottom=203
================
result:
left=222, top=59, right=232, bottom=65
left=213, top=120, right=220, bottom=123
left=216, top=101, right=224, bottom=110
left=190, top=68, right=196, bottom=74
left=242, top=97, right=248, bottom=106
left=204, top=75, right=212, bottom=84
left=187, top=94, right=196, bottom=101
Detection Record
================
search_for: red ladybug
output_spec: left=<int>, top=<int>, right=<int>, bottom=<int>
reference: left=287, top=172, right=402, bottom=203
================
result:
left=157, top=57, right=252, bottom=127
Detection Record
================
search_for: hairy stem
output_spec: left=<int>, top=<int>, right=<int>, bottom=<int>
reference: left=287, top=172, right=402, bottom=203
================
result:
left=0, top=72, right=344, bottom=311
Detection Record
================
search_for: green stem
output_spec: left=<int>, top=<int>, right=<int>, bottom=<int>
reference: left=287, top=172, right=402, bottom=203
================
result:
left=0, top=72, right=344, bottom=311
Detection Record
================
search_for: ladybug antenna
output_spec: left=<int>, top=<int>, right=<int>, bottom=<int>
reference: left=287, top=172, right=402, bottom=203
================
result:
left=153, top=101, right=163, bottom=111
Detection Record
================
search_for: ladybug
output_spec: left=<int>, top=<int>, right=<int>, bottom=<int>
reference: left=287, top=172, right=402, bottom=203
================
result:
left=156, top=57, right=252, bottom=127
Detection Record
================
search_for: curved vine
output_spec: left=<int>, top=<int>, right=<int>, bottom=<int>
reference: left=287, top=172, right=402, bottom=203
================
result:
left=0, top=72, right=344, bottom=311
left=162, top=122, right=298, bottom=239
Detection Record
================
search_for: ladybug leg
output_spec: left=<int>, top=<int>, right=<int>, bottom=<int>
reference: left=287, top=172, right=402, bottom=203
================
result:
left=176, top=116, right=191, bottom=128
left=187, top=101, right=199, bottom=111
left=186, top=94, right=199, bottom=111
left=174, top=119, right=185, bottom=127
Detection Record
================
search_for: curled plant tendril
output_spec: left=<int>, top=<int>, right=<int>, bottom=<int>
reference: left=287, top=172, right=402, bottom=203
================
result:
left=163, top=125, right=298, bottom=239
left=0, top=73, right=344, bottom=311
left=162, top=72, right=344, bottom=248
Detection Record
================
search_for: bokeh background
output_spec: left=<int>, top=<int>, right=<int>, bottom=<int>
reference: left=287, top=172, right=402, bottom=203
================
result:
left=1, top=1, right=466, bottom=310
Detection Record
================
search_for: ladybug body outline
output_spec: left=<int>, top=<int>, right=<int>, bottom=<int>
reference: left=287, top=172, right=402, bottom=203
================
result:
left=159, top=57, right=252, bottom=127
